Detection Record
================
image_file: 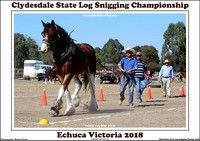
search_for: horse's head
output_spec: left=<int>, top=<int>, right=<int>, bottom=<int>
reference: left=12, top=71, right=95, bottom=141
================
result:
left=41, top=20, right=60, bottom=53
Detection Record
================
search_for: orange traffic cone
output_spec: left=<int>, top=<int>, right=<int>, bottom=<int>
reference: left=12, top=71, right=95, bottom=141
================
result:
left=180, top=85, right=185, bottom=97
left=98, top=87, right=104, bottom=101
left=147, top=87, right=152, bottom=98
left=41, top=89, right=47, bottom=105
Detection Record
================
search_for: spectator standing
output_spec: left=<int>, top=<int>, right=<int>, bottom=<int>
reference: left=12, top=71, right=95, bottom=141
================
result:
left=158, top=59, right=174, bottom=98
left=42, top=67, right=46, bottom=84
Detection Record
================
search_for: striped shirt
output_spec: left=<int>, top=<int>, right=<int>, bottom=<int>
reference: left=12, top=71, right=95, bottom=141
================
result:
left=135, top=60, right=146, bottom=78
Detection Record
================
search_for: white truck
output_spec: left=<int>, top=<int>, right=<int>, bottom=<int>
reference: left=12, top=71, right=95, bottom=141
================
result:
left=23, top=60, right=53, bottom=80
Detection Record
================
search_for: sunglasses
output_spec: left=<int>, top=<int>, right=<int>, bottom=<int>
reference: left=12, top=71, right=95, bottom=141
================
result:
left=137, top=55, right=141, bottom=57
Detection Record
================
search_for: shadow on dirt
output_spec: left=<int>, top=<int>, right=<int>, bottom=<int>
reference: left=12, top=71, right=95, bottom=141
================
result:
left=146, top=100, right=168, bottom=102
left=172, top=95, right=186, bottom=98
left=135, top=104, right=165, bottom=107
left=56, top=109, right=132, bottom=117
left=97, top=109, right=132, bottom=114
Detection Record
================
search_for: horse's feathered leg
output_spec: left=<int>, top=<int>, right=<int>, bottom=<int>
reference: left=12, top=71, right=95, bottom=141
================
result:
left=87, top=69, right=98, bottom=112
left=49, top=72, right=64, bottom=116
left=63, top=73, right=76, bottom=116
left=72, top=76, right=82, bottom=107
left=49, top=86, right=64, bottom=116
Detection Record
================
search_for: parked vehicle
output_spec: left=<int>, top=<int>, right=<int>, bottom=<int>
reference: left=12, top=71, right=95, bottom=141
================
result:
left=96, top=63, right=120, bottom=84
left=23, top=60, right=53, bottom=80
left=99, top=69, right=118, bottom=84
left=24, top=60, right=43, bottom=80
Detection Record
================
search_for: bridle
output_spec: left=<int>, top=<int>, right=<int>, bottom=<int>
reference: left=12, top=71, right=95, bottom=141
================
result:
left=42, top=38, right=57, bottom=48
left=42, top=27, right=59, bottom=49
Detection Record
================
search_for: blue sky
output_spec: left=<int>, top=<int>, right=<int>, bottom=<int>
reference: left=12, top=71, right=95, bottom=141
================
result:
left=14, top=13, right=186, bottom=58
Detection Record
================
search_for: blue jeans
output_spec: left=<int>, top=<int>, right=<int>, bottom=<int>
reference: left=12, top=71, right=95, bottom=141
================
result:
left=43, top=74, right=45, bottom=82
left=135, top=77, right=146, bottom=99
left=120, top=75, right=135, bottom=105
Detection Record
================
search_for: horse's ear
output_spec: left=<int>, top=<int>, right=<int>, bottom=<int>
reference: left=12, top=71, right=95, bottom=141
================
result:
left=51, top=20, right=55, bottom=28
left=41, top=20, right=46, bottom=27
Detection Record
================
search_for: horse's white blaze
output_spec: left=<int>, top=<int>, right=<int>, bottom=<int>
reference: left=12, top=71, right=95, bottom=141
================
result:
left=72, top=77, right=82, bottom=107
left=41, top=35, right=49, bottom=53
left=41, top=43, right=48, bottom=52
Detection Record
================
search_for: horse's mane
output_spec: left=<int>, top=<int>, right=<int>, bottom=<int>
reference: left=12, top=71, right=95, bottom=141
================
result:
left=45, top=22, right=71, bottom=42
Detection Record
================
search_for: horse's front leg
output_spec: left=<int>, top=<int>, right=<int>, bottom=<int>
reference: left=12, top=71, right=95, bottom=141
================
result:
left=63, top=73, right=76, bottom=116
left=49, top=85, right=64, bottom=116
left=49, top=73, right=64, bottom=116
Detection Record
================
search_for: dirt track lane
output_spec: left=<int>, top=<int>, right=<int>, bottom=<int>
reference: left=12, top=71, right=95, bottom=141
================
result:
left=14, top=80, right=186, bottom=128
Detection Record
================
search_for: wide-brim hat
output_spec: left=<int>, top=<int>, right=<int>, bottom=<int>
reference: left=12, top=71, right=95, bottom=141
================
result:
left=125, top=47, right=135, bottom=54
left=164, top=59, right=170, bottom=63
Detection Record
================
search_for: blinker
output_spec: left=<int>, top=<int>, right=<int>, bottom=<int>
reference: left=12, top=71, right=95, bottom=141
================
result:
left=49, top=27, right=54, bottom=31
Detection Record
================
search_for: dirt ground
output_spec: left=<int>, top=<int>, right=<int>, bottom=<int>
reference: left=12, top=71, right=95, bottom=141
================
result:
left=14, top=79, right=187, bottom=129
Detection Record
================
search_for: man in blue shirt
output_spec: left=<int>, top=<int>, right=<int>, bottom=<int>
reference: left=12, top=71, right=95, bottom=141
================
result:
left=118, top=47, right=138, bottom=107
left=42, top=67, right=46, bottom=84
left=158, top=59, right=174, bottom=97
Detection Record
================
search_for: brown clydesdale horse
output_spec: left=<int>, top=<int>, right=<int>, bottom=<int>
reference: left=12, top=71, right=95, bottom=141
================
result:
left=45, top=68, right=57, bottom=84
left=41, top=20, right=98, bottom=116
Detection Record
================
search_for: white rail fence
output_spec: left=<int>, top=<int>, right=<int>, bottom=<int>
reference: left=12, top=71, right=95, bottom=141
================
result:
left=14, top=68, right=23, bottom=79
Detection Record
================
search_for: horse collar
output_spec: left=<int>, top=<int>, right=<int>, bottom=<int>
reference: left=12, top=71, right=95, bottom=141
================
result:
left=52, top=41, right=76, bottom=64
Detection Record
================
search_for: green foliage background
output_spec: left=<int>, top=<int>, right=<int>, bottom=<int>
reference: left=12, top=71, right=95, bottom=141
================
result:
left=14, top=21, right=186, bottom=72
left=161, top=22, right=186, bottom=71
left=14, top=33, right=52, bottom=68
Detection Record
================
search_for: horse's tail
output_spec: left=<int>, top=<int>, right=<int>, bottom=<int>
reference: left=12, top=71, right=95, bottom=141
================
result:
left=82, top=73, right=89, bottom=90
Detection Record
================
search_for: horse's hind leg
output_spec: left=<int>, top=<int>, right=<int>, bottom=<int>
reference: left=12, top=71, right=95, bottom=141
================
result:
left=72, top=76, right=82, bottom=107
left=49, top=77, right=52, bottom=84
left=52, top=78, right=55, bottom=84
left=49, top=86, right=64, bottom=116
left=88, top=73, right=98, bottom=112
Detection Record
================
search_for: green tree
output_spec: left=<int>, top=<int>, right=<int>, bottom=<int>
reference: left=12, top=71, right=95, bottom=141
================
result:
left=14, top=33, right=54, bottom=68
left=40, top=52, right=53, bottom=65
left=14, top=33, right=43, bottom=68
left=14, top=33, right=29, bottom=68
left=133, top=45, right=160, bottom=71
left=177, top=33, right=186, bottom=71
left=161, top=22, right=186, bottom=71
left=26, top=37, right=41, bottom=60
left=101, top=38, right=125, bottom=65
left=94, top=47, right=104, bottom=70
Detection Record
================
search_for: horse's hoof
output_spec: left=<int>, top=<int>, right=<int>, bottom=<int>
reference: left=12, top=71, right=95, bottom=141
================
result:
left=82, top=104, right=88, bottom=110
left=49, top=110, right=58, bottom=117
left=64, top=106, right=75, bottom=116
left=72, top=95, right=81, bottom=107
left=88, top=101, right=98, bottom=112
